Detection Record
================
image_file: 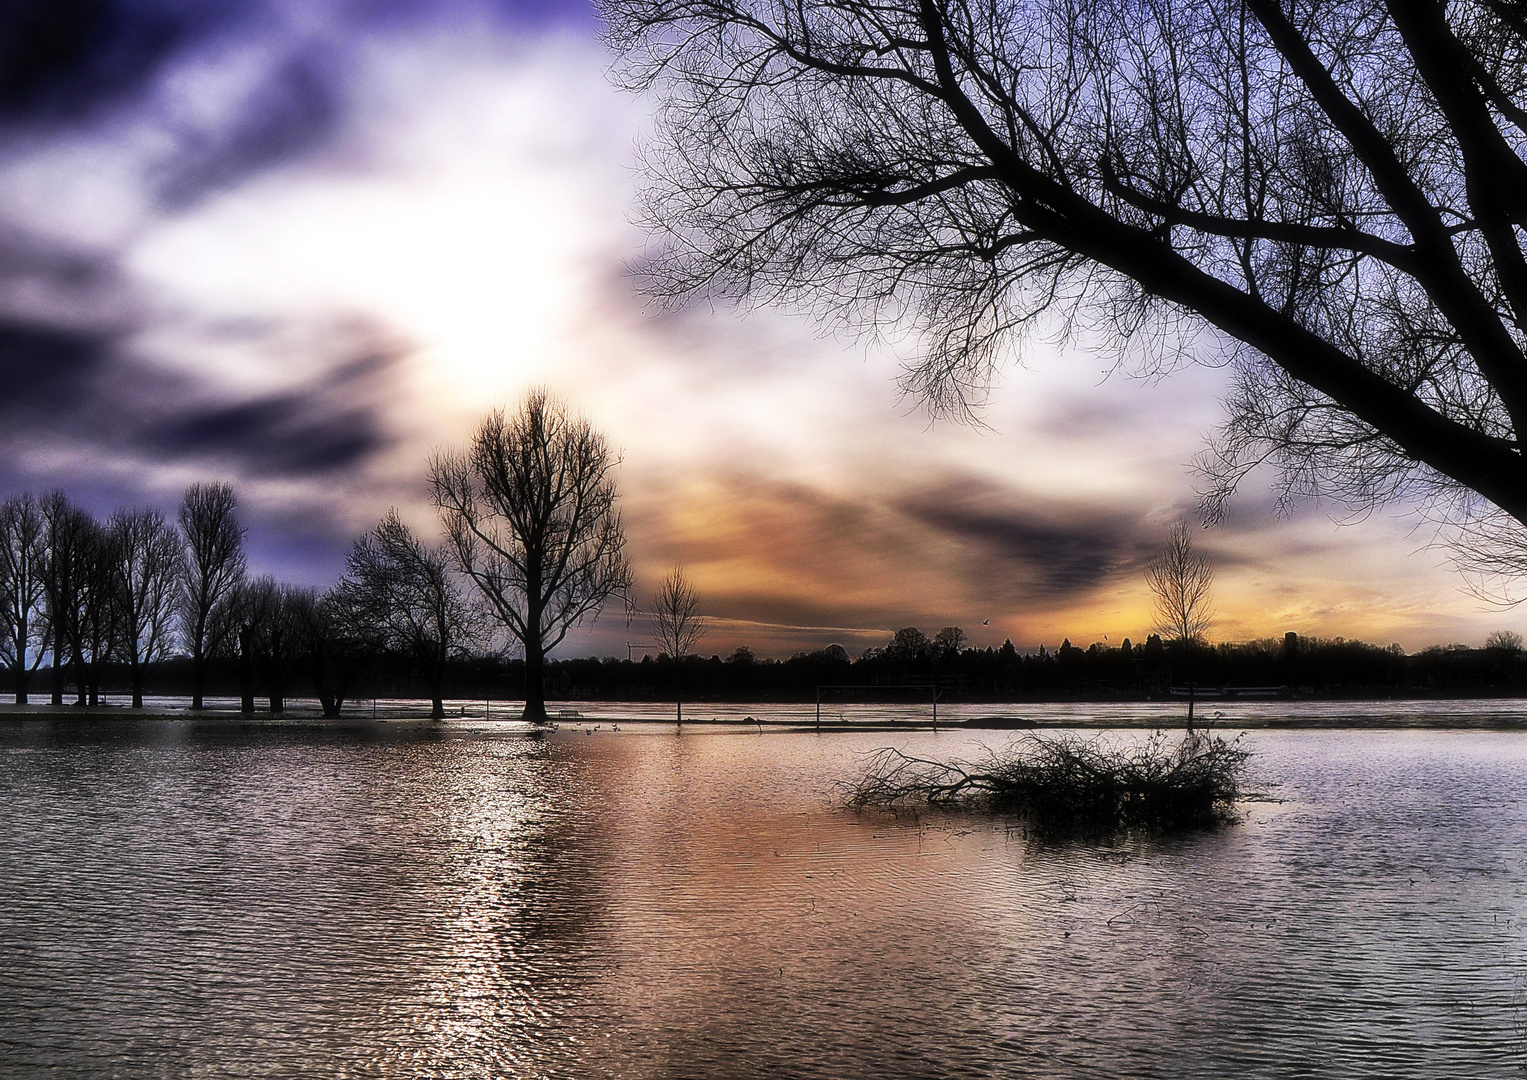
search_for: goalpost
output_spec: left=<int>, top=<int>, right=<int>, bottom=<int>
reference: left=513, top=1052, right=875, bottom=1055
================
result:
left=813, top=683, right=942, bottom=732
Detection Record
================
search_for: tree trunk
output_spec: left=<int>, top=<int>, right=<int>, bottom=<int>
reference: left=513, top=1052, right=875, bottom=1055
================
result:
left=1185, top=646, right=1196, bottom=731
left=268, top=627, right=284, bottom=713
left=428, top=661, right=445, bottom=720
left=190, top=649, right=206, bottom=711
left=14, top=618, right=28, bottom=703
left=130, top=660, right=144, bottom=709
left=522, top=638, right=547, bottom=722
left=50, top=622, right=64, bottom=706
left=238, top=624, right=255, bottom=714
left=522, top=579, right=548, bottom=722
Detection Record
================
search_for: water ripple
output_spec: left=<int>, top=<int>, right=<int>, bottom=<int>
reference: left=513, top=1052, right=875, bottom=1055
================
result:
left=0, top=721, right=1524, bottom=1076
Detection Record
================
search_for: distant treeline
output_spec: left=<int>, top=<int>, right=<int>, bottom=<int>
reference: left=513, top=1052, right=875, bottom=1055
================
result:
left=491, top=630, right=1527, bottom=702
left=65, top=626, right=1527, bottom=706
left=5, top=479, right=1525, bottom=712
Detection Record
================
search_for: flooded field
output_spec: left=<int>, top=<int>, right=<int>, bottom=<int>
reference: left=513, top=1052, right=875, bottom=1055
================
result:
left=1, top=713, right=1525, bottom=1077
left=41, top=694, right=1527, bottom=728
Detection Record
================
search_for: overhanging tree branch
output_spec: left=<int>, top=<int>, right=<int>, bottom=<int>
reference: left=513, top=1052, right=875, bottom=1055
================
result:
left=605, top=0, right=1527, bottom=585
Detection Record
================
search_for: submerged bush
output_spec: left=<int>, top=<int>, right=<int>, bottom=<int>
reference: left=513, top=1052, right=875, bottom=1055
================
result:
left=845, top=731, right=1250, bottom=831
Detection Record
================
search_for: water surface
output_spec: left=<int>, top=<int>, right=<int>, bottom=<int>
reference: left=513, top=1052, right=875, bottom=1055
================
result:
left=1, top=718, right=1524, bottom=1077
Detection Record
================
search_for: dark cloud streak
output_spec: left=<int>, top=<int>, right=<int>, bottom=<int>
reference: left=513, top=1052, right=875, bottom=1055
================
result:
left=154, top=47, right=345, bottom=208
left=0, top=308, right=397, bottom=480
left=144, top=352, right=392, bottom=476
left=897, top=476, right=1159, bottom=604
left=0, top=0, right=596, bottom=130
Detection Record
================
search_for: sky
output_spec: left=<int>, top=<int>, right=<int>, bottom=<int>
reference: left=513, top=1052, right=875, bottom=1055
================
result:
left=0, top=0, right=1517, bottom=659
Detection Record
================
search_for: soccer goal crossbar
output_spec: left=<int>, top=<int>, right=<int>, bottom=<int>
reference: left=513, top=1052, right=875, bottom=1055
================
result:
left=813, top=683, right=942, bottom=732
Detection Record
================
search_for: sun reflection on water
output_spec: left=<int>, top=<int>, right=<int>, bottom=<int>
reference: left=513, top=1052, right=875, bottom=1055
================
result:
left=1, top=721, right=1525, bottom=1078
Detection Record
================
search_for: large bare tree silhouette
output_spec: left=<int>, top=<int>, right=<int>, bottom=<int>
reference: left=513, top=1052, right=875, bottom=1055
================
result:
left=431, top=391, right=633, bottom=722
left=0, top=493, right=49, bottom=704
left=606, top=0, right=1527, bottom=583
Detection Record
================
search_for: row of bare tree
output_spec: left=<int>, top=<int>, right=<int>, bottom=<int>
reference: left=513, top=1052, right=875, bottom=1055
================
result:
left=0, top=387, right=708, bottom=721
left=0, top=488, right=216, bottom=711
left=0, top=485, right=483, bottom=718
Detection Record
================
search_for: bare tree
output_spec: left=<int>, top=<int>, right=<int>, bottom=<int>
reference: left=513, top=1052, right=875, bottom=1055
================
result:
left=110, top=508, right=185, bottom=709
left=605, top=0, right=1527, bottom=582
left=236, top=576, right=297, bottom=713
left=431, top=390, right=634, bottom=722
left=1486, top=628, right=1524, bottom=655
left=933, top=626, right=967, bottom=654
left=177, top=482, right=247, bottom=711
left=651, top=565, right=705, bottom=724
left=1145, top=522, right=1215, bottom=724
left=232, top=584, right=260, bottom=715
left=76, top=521, right=118, bottom=707
left=287, top=587, right=373, bottom=719
left=1485, top=627, right=1523, bottom=678
left=886, top=627, right=933, bottom=662
left=40, top=493, right=95, bottom=706
left=336, top=509, right=480, bottom=719
left=0, top=494, right=49, bottom=704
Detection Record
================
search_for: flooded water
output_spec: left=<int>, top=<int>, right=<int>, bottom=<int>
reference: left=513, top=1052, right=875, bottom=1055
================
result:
left=2, top=715, right=1526, bottom=1077
left=101, top=694, right=1527, bottom=727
